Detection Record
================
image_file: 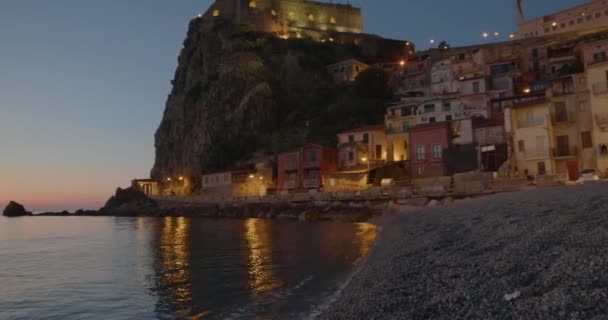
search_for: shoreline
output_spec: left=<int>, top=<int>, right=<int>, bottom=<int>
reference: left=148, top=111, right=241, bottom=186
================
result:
left=319, top=182, right=608, bottom=319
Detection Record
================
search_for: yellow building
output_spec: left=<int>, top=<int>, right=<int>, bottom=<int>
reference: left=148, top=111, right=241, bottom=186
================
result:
left=584, top=40, right=608, bottom=175
left=547, top=73, right=595, bottom=175
left=385, top=100, right=417, bottom=162
left=506, top=98, right=554, bottom=176
left=336, top=125, right=387, bottom=169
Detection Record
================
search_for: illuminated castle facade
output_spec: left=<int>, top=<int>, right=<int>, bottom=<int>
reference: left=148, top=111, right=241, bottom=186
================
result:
left=200, top=0, right=364, bottom=39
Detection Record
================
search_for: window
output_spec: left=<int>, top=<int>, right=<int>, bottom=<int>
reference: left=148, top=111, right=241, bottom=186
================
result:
left=362, top=133, right=369, bottom=143
left=348, top=135, right=354, bottom=143
left=212, top=9, right=220, bottom=16
left=375, top=145, right=382, bottom=159
left=205, top=177, right=209, bottom=184
left=445, top=115, right=452, bottom=121
left=402, top=122, right=410, bottom=132
left=309, top=150, right=317, bottom=162
left=578, top=17, right=583, bottom=23
left=593, top=51, right=607, bottom=63
left=424, top=104, right=435, bottom=113
left=538, top=161, right=546, bottom=175
left=518, top=140, right=525, bottom=152
left=473, top=81, right=480, bottom=94
left=443, top=102, right=451, bottom=112
left=416, top=166, right=424, bottom=176
left=248, top=1, right=256, bottom=8
left=224, top=174, right=229, bottom=182
left=330, top=16, right=336, bottom=24
left=554, top=102, right=568, bottom=122
left=560, top=23, right=566, bottom=28
left=596, top=12, right=602, bottom=18
left=532, top=48, right=539, bottom=58
left=308, top=14, right=315, bottom=21
left=533, top=62, right=540, bottom=72
left=429, top=117, right=436, bottom=123
left=587, top=14, right=593, bottom=21
left=582, top=131, right=592, bottom=148
left=401, top=107, right=413, bottom=117
left=432, top=144, right=442, bottom=159
left=416, top=146, right=426, bottom=160
left=579, top=101, right=588, bottom=112
left=348, top=151, right=354, bottom=161
left=569, top=20, right=574, bottom=26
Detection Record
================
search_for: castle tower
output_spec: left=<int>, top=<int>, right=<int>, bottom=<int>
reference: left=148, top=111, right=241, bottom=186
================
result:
left=515, top=0, right=525, bottom=25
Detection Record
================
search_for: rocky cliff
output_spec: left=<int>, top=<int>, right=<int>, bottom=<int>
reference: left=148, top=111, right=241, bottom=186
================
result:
left=151, top=17, right=396, bottom=187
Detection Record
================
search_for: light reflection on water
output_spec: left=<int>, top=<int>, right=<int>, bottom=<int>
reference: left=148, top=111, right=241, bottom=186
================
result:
left=0, top=216, right=376, bottom=319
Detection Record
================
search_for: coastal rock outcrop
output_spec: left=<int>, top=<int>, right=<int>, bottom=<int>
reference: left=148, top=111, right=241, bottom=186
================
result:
left=2, top=201, right=32, bottom=217
left=151, top=17, right=398, bottom=187
left=100, top=187, right=159, bottom=216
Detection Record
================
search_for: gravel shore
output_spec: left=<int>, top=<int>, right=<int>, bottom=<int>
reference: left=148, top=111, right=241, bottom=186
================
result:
left=322, top=182, right=608, bottom=320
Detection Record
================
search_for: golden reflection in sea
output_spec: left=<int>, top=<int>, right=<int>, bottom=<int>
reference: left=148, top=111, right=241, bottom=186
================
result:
left=244, top=218, right=282, bottom=296
left=159, top=216, right=192, bottom=310
left=353, top=222, right=377, bottom=265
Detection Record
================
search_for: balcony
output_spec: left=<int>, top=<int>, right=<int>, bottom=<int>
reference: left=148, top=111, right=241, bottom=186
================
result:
left=592, top=82, right=608, bottom=95
left=517, top=118, right=545, bottom=129
left=303, top=178, right=321, bottom=188
left=284, top=180, right=297, bottom=189
left=524, top=150, right=550, bottom=160
left=552, top=146, right=578, bottom=159
left=551, top=111, right=575, bottom=125
left=302, top=160, right=320, bottom=169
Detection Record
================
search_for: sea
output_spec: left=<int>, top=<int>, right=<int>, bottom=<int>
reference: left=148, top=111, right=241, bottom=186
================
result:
left=0, top=216, right=377, bottom=320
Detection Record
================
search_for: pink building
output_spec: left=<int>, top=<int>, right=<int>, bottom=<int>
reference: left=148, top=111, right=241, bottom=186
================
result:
left=409, top=122, right=450, bottom=178
left=277, top=144, right=338, bottom=191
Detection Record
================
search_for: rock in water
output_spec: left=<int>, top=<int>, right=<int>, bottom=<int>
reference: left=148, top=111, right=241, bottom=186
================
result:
left=2, top=201, right=32, bottom=217
left=101, top=187, right=159, bottom=216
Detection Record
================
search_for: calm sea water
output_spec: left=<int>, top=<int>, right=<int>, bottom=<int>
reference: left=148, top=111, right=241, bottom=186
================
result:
left=0, top=216, right=376, bottom=320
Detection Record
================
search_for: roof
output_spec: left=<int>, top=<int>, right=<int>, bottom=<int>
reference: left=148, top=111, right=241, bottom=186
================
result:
left=511, top=97, right=548, bottom=109
left=337, top=124, right=386, bottom=135
left=326, top=59, right=369, bottom=68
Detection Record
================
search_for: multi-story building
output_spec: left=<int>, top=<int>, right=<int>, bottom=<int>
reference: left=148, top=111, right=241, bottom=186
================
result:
left=431, top=59, right=458, bottom=96
left=395, top=58, right=431, bottom=98
left=337, top=125, right=387, bottom=169
left=583, top=40, right=608, bottom=175
left=416, top=98, right=485, bottom=124
left=505, top=98, right=553, bottom=176
left=515, top=0, right=608, bottom=40
left=385, top=100, right=417, bottom=162
left=547, top=73, right=595, bottom=176
left=277, top=144, right=337, bottom=191
left=409, top=122, right=450, bottom=178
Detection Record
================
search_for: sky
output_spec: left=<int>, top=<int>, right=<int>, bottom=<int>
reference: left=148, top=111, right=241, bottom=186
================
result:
left=0, top=0, right=588, bottom=211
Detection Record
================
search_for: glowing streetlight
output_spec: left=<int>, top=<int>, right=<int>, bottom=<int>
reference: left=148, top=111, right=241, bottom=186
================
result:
left=399, top=60, right=406, bottom=67
left=552, top=22, right=557, bottom=27
left=178, top=176, right=184, bottom=181
left=405, top=41, right=410, bottom=46
left=249, top=174, right=255, bottom=179
left=523, top=87, right=531, bottom=94
left=361, top=157, right=370, bottom=184
left=494, top=32, right=500, bottom=36
left=509, top=33, right=515, bottom=39
left=166, top=177, right=172, bottom=182
left=429, top=39, right=435, bottom=44
left=482, top=32, right=489, bottom=38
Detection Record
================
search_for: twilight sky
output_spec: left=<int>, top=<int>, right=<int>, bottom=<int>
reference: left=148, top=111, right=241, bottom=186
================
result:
left=0, top=0, right=587, bottom=211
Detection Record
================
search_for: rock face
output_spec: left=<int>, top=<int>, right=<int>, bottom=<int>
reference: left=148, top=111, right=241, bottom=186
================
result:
left=151, top=18, right=397, bottom=187
left=2, top=201, right=32, bottom=217
left=100, top=187, right=159, bottom=216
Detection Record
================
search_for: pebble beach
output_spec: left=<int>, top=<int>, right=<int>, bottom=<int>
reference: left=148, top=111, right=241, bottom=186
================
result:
left=322, top=182, right=608, bottom=319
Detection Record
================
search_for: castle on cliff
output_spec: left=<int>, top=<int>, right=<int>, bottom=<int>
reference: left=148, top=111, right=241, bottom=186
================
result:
left=200, top=0, right=364, bottom=39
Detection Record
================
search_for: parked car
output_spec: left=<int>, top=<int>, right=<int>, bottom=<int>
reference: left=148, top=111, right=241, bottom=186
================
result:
left=580, top=169, right=600, bottom=182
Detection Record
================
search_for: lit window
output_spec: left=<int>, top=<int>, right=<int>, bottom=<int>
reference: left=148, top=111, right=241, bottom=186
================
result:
left=308, top=14, right=314, bottom=21
left=330, top=16, right=336, bottom=24
left=416, top=166, right=424, bottom=176
left=212, top=9, right=220, bottom=17
left=248, top=1, right=256, bottom=8
left=288, top=11, right=294, bottom=18
left=271, top=9, right=277, bottom=16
